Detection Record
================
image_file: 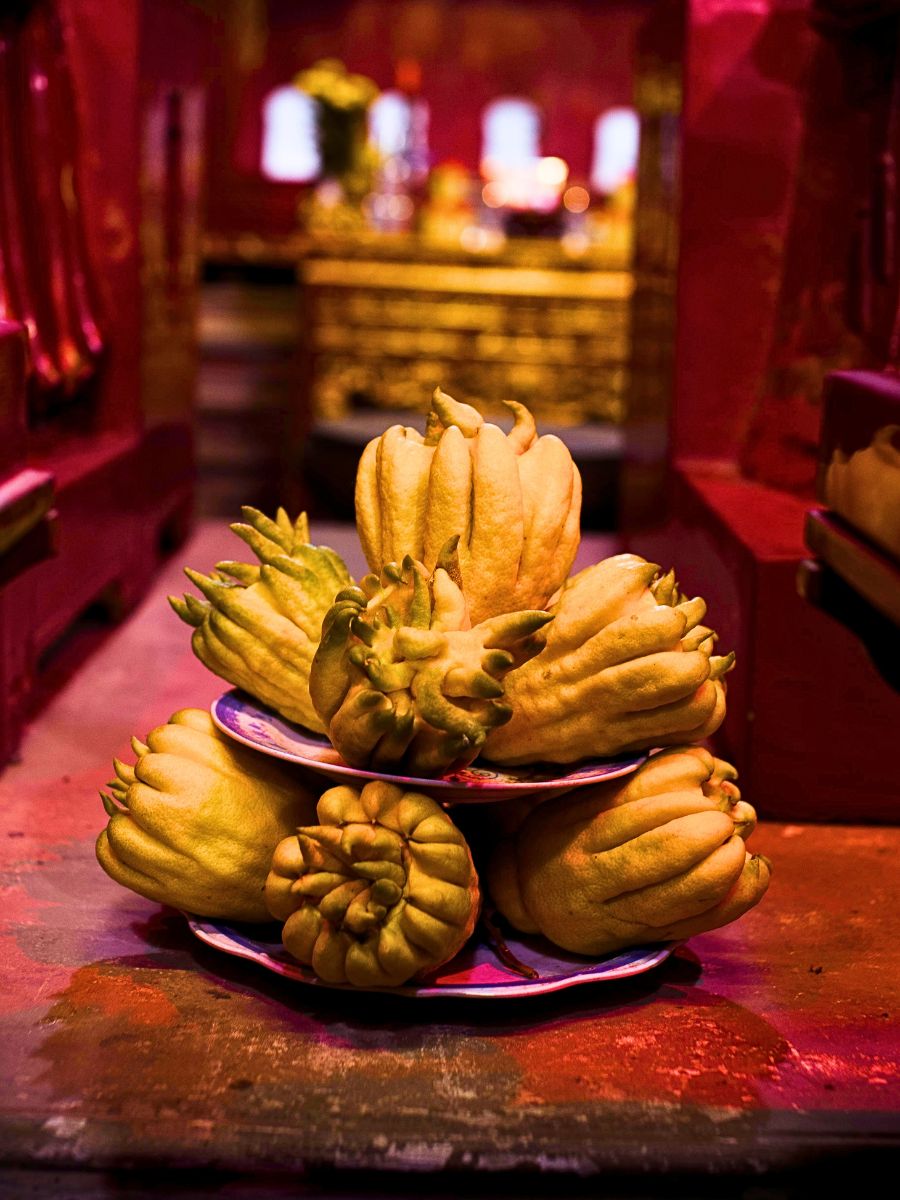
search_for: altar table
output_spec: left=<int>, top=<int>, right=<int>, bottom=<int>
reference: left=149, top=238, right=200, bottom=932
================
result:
left=297, top=233, right=633, bottom=426
left=1, top=523, right=898, bottom=1197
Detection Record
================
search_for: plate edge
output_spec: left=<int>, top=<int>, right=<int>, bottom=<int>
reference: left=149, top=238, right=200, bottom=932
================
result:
left=187, top=916, right=677, bottom=1001
left=211, top=690, right=649, bottom=796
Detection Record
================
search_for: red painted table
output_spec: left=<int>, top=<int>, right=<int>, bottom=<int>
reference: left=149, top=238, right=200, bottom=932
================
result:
left=1, top=523, right=898, bottom=1197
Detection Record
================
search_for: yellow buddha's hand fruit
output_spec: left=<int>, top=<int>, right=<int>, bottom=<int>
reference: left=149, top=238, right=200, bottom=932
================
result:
left=355, top=388, right=582, bottom=623
left=309, top=542, right=551, bottom=776
left=96, top=708, right=318, bottom=922
left=483, top=553, right=735, bottom=765
left=265, top=780, right=481, bottom=988
left=487, top=746, right=770, bottom=955
left=169, top=506, right=352, bottom=732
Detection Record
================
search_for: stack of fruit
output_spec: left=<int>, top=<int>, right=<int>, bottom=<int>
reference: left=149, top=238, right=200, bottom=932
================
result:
left=97, top=390, right=771, bottom=989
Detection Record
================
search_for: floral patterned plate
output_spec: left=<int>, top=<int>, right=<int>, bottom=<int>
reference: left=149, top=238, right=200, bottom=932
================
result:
left=187, top=916, right=677, bottom=1000
left=211, top=689, right=648, bottom=803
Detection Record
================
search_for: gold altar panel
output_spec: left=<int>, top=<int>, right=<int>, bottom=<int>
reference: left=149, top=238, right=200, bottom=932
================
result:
left=299, top=235, right=633, bottom=424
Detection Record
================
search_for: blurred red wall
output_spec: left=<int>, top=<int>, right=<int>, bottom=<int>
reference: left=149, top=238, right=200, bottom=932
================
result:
left=204, top=0, right=653, bottom=238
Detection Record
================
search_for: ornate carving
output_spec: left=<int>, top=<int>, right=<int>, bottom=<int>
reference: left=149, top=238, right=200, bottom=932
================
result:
left=299, top=234, right=632, bottom=425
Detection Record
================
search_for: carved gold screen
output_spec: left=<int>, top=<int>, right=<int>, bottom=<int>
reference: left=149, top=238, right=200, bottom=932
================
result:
left=298, top=235, right=633, bottom=426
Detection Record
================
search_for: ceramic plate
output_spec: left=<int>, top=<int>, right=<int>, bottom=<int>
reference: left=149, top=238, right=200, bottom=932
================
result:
left=187, top=917, right=677, bottom=1000
left=211, top=690, right=648, bottom=802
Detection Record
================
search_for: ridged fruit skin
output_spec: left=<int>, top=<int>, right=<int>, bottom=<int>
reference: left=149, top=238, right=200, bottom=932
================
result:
left=355, top=388, right=582, bottom=624
left=169, top=506, right=352, bottom=733
left=96, top=708, right=318, bottom=922
left=483, top=553, right=735, bottom=765
left=308, top=546, right=552, bottom=776
left=487, top=746, right=771, bottom=956
left=265, top=780, right=481, bottom=988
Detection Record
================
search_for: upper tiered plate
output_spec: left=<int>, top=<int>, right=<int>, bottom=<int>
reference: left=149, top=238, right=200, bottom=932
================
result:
left=211, top=689, right=648, bottom=803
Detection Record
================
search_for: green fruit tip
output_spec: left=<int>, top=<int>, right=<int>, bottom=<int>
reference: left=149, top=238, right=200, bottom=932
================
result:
left=335, top=586, right=368, bottom=606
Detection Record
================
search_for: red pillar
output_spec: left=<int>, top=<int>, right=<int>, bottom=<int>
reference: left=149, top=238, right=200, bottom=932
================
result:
left=625, top=0, right=900, bottom=821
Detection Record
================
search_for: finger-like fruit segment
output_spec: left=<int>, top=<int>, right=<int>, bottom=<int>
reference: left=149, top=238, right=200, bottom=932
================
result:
left=356, top=389, right=581, bottom=622
left=487, top=747, right=769, bottom=956
left=170, top=507, right=353, bottom=732
left=265, top=781, right=480, bottom=987
left=484, top=555, right=735, bottom=764
left=96, top=709, right=317, bottom=922
left=309, top=553, right=550, bottom=776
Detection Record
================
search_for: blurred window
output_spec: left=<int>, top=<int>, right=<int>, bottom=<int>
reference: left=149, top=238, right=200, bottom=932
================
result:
left=591, top=106, right=639, bottom=195
left=260, top=85, right=320, bottom=182
left=481, top=98, right=541, bottom=171
left=369, top=90, right=412, bottom=158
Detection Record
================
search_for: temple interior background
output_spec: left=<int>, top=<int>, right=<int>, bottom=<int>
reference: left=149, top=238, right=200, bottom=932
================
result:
left=2, top=0, right=899, bottom=818
left=198, top=0, right=648, bottom=527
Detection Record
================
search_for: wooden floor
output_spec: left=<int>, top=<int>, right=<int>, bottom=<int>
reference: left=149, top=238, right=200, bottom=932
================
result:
left=1, top=522, right=899, bottom=1196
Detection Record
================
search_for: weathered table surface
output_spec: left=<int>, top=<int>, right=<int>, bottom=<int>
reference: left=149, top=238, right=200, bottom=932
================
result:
left=1, top=523, right=899, bottom=1197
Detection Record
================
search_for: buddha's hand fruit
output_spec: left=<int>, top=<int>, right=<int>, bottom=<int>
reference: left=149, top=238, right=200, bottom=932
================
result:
left=265, top=780, right=480, bottom=987
left=308, top=544, right=552, bottom=775
left=483, top=553, right=734, bottom=765
left=487, top=746, right=770, bottom=955
left=355, top=387, right=582, bottom=623
left=169, top=506, right=352, bottom=732
left=96, top=708, right=318, bottom=921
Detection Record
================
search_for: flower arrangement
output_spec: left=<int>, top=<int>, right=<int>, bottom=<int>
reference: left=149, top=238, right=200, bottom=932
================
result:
left=295, top=58, right=378, bottom=199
